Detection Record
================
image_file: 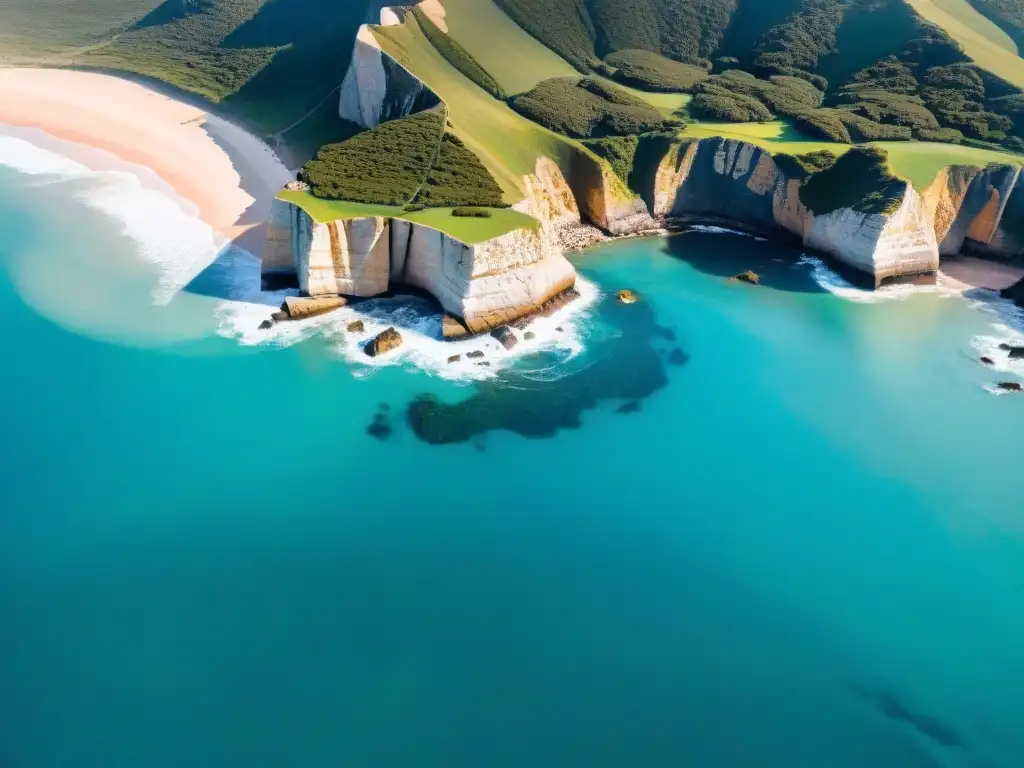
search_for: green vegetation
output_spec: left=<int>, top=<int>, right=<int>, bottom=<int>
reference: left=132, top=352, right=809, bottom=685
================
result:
left=278, top=190, right=539, bottom=244
left=451, top=207, right=494, bottom=218
left=298, top=109, right=505, bottom=209
left=878, top=139, right=1022, bottom=188
left=604, top=49, right=709, bottom=92
left=773, top=149, right=839, bottom=179
left=800, top=145, right=908, bottom=214
left=965, top=0, right=1024, bottom=48
left=413, top=7, right=506, bottom=100
left=415, top=134, right=507, bottom=208
left=691, top=69, right=824, bottom=122
left=582, top=131, right=684, bottom=206
left=299, top=111, right=445, bottom=205
left=510, top=78, right=673, bottom=138
left=0, top=0, right=161, bottom=59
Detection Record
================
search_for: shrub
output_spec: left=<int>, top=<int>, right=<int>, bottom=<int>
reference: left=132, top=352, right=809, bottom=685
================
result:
left=299, top=111, right=445, bottom=204
left=403, top=204, right=426, bottom=212
left=775, top=149, right=839, bottom=179
left=800, top=146, right=906, bottom=215
left=790, top=109, right=852, bottom=143
left=837, top=110, right=913, bottom=141
left=413, top=8, right=507, bottom=99
left=916, top=127, right=964, bottom=144
left=691, top=88, right=773, bottom=122
left=412, top=133, right=506, bottom=208
left=451, top=207, right=493, bottom=218
left=605, top=49, right=709, bottom=92
left=509, top=77, right=669, bottom=138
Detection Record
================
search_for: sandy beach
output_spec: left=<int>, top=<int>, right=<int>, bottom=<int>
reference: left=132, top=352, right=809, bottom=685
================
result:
left=0, top=68, right=292, bottom=257
left=941, top=255, right=1024, bottom=293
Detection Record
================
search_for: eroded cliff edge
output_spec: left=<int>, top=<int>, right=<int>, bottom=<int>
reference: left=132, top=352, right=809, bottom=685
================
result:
left=263, top=8, right=1024, bottom=332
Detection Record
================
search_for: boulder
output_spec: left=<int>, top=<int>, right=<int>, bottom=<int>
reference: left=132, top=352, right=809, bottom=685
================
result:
left=617, top=289, right=639, bottom=304
left=258, top=319, right=274, bottom=330
left=491, top=326, right=518, bottom=351
left=447, top=354, right=461, bottom=364
left=524, top=331, right=536, bottom=341
left=996, top=381, right=1022, bottom=392
left=732, top=271, right=760, bottom=285
left=981, top=356, right=995, bottom=365
left=467, top=350, right=485, bottom=359
left=442, top=314, right=473, bottom=340
left=271, top=310, right=290, bottom=323
left=347, top=320, right=365, bottom=333
left=283, top=295, right=346, bottom=320
left=364, top=327, right=403, bottom=357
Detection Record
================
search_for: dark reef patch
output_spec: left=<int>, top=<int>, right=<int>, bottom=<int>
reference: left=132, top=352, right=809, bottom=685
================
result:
left=617, top=400, right=642, bottom=414
left=851, top=686, right=966, bottom=749
left=406, top=296, right=678, bottom=445
left=367, top=403, right=393, bottom=441
left=668, top=348, right=690, bottom=366
left=664, top=230, right=826, bottom=294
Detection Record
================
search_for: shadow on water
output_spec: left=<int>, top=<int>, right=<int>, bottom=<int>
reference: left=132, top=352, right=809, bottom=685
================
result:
left=849, top=684, right=966, bottom=750
left=662, top=229, right=827, bottom=294
left=406, top=296, right=685, bottom=445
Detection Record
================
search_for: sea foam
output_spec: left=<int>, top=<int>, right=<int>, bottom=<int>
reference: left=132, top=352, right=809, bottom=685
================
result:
left=797, top=254, right=960, bottom=303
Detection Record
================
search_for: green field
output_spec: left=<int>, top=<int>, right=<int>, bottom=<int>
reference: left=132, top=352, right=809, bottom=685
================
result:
left=438, top=0, right=578, bottom=95
left=683, top=120, right=852, bottom=156
left=877, top=140, right=1024, bottom=189
left=906, top=0, right=1024, bottom=87
left=372, top=15, right=625, bottom=204
left=0, top=0, right=160, bottom=60
left=278, top=190, right=539, bottom=244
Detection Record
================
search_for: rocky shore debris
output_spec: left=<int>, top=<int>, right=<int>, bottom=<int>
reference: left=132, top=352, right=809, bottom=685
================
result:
left=491, top=326, right=518, bottom=351
left=366, top=403, right=392, bottom=440
left=258, top=319, right=274, bottom=330
left=347, top=320, right=365, bottom=333
left=998, top=343, right=1024, bottom=359
left=997, top=381, right=1022, bottom=392
left=364, top=327, right=403, bottom=357
left=981, top=356, right=995, bottom=365
left=467, top=350, right=485, bottom=359
left=617, top=289, right=639, bottom=304
left=524, top=331, right=536, bottom=341
left=442, top=313, right=473, bottom=339
left=283, top=295, right=346, bottom=320
left=447, top=354, right=461, bottom=364
left=732, top=270, right=760, bottom=285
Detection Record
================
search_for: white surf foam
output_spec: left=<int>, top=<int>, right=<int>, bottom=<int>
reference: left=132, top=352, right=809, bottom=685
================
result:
left=686, top=224, right=767, bottom=241
left=797, top=254, right=961, bottom=303
left=216, top=275, right=601, bottom=382
left=0, top=134, right=93, bottom=179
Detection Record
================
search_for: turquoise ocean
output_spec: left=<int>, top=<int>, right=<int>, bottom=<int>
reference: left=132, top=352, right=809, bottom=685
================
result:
left=2, top=130, right=1024, bottom=768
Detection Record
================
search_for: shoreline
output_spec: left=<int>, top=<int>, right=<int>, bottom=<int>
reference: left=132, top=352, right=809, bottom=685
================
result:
left=0, top=67, right=293, bottom=259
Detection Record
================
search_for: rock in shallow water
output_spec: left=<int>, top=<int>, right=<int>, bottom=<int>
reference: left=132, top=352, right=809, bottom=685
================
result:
left=524, top=331, right=536, bottom=341
left=447, top=354, right=461, bottom=364
left=617, top=289, right=639, bottom=304
left=981, top=356, right=995, bottom=365
left=998, top=343, right=1024, bottom=359
left=364, top=327, right=403, bottom=357
left=442, top=314, right=472, bottom=339
left=283, top=295, right=346, bottom=320
left=467, top=350, right=485, bottom=360
left=997, top=381, right=1022, bottom=392
left=732, top=271, right=760, bottom=285
left=258, top=319, right=274, bottom=330
left=347, top=320, right=365, bottom=333
left=491, top=326, right=518, bottom=351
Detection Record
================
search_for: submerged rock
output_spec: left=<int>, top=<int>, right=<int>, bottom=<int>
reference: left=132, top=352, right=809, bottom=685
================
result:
left=364, top=327, right=403, bottom=357
left=491, top=326, right=518, bottom=351
left=617, top=400, right=641, bottom=414
left=997, top=381, right=1022, bottom=392
left=447, top=354, right=461, bottom=364
left=732, top=270, right=760, bottom=285
left=283, top=295, right=346, bottom=320
left=617, top=289, right=639, bottom=304
left=668, top=348, right=690, bottom=366
left=347, top=320, right=365, bottom=333
left=367, top=413, right=392, bottom=440
left=442, top=314, right=473, bottom=340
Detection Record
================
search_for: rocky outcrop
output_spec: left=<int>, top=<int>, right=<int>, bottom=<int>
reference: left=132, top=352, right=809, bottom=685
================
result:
left=339, top=25, right=440, bottom=129
left=654, top=137, right=1022, bottom=286
left=569, top=150, right=657, bottom=235
left=1002, top=277, right=1024, bottom=307
left=283, top=295, right=346, bottom=320
left=365, top=327, right=403, bottom=357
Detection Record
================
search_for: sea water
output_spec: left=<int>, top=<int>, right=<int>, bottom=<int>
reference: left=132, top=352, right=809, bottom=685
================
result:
left=2, top=135, right=1024, bottom=768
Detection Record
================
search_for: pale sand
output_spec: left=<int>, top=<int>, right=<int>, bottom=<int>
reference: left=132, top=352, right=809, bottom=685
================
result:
left=941, top=255, right=1024, bottom=293
left=0, top=68, right=293, bottom=257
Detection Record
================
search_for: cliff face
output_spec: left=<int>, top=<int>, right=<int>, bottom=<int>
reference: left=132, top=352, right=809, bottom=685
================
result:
left=338, top=25, right=440, bottom=129
left=265, top=200, right=576, bottom=332
left=653, top=137, right=1021, bottom=285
